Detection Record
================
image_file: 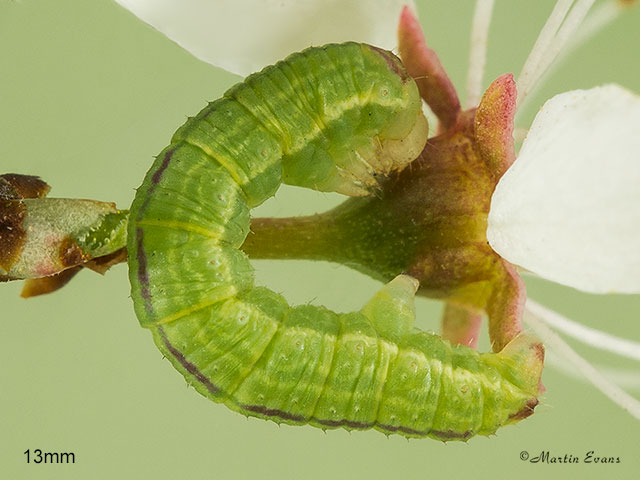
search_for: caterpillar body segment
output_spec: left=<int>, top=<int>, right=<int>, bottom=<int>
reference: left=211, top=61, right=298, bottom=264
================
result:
left=128, top=42, right=540, bottom=440
left=149, top=277, right=541, bottom=440
left=171, top=99, right=283, bottom=207
left=172, top=42, right=428, bottom=198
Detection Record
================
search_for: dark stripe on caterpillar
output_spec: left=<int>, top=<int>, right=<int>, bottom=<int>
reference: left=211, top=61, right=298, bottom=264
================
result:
left=157, top=325, right=219, bottom=395
left=134, top=227, right=152, bottom=315
left=138, top=145, right=179, bottom=222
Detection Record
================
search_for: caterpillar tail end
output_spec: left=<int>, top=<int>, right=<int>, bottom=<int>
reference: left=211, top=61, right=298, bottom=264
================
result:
left=491, top=333, right=545, bottom=423
left=497, top=333, right=545, bottom=395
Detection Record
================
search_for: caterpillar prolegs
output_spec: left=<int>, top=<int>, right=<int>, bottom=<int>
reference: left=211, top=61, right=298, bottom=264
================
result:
left=128, top=42, right=541, bottom=440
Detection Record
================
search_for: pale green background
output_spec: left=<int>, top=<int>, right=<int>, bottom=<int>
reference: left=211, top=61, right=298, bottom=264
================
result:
left=1, top=1, right=639, bottom=479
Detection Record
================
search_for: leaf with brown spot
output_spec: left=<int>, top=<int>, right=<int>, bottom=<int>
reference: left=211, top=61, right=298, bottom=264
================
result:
left=58, top=237, right=87, bottom=268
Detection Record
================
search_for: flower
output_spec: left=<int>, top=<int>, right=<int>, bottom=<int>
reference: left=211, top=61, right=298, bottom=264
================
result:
left=113, top=0, right=640, bottom=418
left=1, top=0, right=633, bottom=419
left=110, top=0, right=640, bottom=295
left=488, top=84, right=640, bottom=295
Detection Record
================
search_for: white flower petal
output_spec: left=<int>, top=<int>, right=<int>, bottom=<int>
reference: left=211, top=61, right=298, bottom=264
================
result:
left=114, top=0, right=414, bottom=76
left=488, top=84, right=640, bottom=294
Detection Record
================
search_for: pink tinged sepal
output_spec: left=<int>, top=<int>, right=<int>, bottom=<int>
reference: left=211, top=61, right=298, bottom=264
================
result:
left=471, top=76, right=534, bottom=353
left=474, top=73, right=517, bottom=182
left=387, top=106, right=529, bottom=353
left=397, top=5, right=461, bottom=129
left=486, top=259, right=526, bottom=353
left=487, top=84, right=640, bottom=294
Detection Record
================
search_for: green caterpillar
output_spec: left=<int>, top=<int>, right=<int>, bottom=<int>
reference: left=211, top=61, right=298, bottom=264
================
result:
left=128, top=42, right=540, bottom=440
